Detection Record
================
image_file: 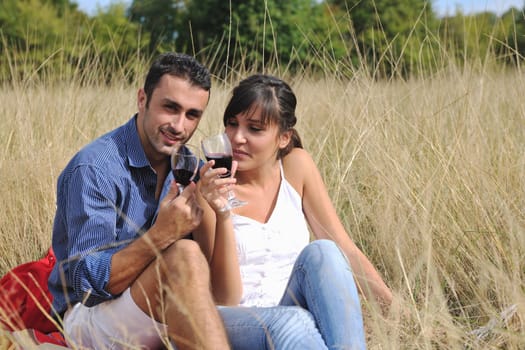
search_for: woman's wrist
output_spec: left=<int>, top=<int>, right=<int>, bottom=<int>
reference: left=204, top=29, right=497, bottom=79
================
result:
left=215, top=208, right=232, bottom=221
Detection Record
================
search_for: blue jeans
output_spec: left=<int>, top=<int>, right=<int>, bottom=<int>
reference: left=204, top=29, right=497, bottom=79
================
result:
left=219, top=239, right=366, bottom=350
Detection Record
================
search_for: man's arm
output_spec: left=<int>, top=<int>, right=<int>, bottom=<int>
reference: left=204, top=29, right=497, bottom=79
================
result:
left=57, top=163, right=122, bottom=307
left=106, top=182, right=203, bottom=294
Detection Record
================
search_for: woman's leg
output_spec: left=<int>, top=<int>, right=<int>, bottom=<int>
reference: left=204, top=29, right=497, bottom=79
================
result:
left=279, top=239, right=366, bottom=350
left=219, top=305, right=328, bottom=350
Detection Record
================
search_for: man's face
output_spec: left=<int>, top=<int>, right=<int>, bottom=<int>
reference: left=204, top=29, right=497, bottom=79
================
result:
left=136, top=74, right=209, bottom=165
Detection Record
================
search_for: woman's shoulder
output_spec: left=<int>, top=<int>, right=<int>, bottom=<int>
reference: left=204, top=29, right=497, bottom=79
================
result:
left=282, top=148, right=317, bottom=191
left=283, top=147, right=315, bottom=168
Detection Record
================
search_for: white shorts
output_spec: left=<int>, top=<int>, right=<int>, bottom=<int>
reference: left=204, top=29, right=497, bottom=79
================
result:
left=63, top=288, right=168, bottom=349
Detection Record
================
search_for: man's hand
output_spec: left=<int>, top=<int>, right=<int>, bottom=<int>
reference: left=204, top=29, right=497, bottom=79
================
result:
left=106, top=182, right=203, bottom=294
left=152, top=181, right=203, bottom=250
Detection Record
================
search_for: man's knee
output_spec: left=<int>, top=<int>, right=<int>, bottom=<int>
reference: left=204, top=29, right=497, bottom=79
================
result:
left=164, top=239, right=209, bottom=279
left=134, top=240, right=209, bottom=292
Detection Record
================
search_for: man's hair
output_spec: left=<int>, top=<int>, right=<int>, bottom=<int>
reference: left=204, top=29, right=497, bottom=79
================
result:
left=143, top=52, right=211, bottom=107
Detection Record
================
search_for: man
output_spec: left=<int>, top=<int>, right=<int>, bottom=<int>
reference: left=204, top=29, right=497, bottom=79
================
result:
left=48, top=52, right=229, bottom=349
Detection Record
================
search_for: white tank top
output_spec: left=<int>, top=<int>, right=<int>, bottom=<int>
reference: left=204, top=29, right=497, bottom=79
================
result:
left=232, top=161, right=310, bottom=307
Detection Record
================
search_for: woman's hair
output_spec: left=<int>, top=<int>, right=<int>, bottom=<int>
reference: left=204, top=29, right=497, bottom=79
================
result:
left=223, top=74, right=303, bottom=158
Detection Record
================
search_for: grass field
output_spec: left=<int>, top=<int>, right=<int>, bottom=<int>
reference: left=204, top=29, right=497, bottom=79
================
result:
left=0, top=57, right=524, bottom=348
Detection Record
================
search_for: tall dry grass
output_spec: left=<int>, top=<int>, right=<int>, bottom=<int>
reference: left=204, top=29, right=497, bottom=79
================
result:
left=293, top=67, right=524, bottom=348
left=1, top=56, right=524, bottom=348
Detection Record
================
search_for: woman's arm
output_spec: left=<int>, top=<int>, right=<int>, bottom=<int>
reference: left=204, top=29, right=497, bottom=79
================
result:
left=284, top=148, right=393, bottom=309
left=193, top=160, right=242, bottom=305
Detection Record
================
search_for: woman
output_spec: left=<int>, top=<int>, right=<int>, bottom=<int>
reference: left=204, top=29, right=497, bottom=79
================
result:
left=195, top=74, right=392, bottom=349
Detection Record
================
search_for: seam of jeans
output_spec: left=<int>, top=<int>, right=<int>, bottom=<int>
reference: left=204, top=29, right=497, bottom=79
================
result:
left=294, top=263, right=329, bottom=342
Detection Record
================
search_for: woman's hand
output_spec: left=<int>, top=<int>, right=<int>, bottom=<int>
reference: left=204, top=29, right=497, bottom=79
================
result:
left=198, top=160, right=238, bottom=214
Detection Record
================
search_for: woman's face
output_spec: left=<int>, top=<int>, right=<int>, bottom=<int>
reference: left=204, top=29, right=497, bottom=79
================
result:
left=225, top=105, right=290, bottom=172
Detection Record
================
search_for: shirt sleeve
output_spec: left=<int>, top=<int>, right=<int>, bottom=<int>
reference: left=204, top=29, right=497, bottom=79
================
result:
left=62, top=164, right=121, bottom=306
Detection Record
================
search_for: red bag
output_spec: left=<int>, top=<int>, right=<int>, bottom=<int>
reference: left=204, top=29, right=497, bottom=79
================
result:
left=0, top=248, right=58, bottom=333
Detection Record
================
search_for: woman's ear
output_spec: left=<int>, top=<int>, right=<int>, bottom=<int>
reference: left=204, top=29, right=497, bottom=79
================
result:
left=279, top=130, right=292, bottom=150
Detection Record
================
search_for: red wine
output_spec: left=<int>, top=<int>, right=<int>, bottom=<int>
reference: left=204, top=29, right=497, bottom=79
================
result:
left=206, top=153, right=232, bottom=177
left=173, top=168, right=195, bottom=186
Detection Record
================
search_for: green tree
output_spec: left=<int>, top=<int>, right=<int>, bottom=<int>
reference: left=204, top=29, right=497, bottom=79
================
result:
left=500, top=7, right=525, bottom=66
left=87, top=2, right=147, bottom=82
left=128, top=0, right=185, bottom=54
left=0, top=0, right=145, bottom=83
left=177, top=0, right=339, bottom=76
left=325, top=0, right=438, bottom=77
left=439, top=9, right=521, bottom=69
left=0, top=0, right=86, bottom=80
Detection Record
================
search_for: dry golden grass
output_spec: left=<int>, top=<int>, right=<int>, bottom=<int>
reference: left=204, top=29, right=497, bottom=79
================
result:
left=1, top=62, right=524, bottom=349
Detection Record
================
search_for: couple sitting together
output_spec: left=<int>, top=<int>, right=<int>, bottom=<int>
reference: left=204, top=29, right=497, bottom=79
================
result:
left=48, top=52, right=393, bottom=349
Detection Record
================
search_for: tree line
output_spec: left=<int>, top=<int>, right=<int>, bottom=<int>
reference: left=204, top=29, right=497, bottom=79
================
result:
left=1, top=0, right=524, bottom=82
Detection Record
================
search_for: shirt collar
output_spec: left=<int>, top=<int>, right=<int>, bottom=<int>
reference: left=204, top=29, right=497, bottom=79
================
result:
left=124, top=114, right=151, bottom=169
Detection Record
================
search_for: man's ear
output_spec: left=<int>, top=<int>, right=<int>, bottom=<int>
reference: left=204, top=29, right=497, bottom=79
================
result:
left=137, top=88, right=146, bottom=111
left=279, top=130, right=292, bottom=150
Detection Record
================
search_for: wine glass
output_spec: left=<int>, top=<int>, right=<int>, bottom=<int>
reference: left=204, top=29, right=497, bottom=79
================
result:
left=171, top=144, right=200, bottom=193
left=201, top=133, right=247, bottom=211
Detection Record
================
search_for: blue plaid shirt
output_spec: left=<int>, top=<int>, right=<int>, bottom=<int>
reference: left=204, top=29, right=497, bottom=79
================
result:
left=48, top=115, right=177, bottom=315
